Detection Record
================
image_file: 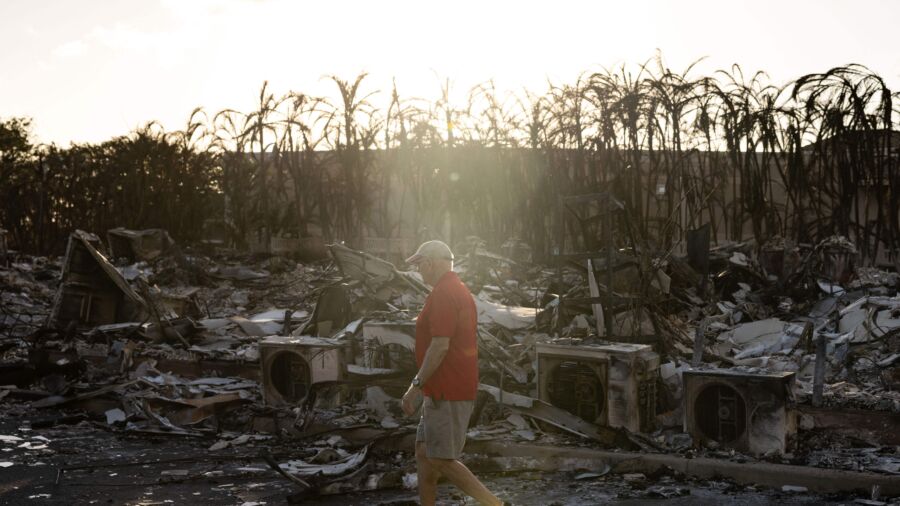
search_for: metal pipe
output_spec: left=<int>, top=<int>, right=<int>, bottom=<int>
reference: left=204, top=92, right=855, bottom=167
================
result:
left=812, top=334, right=827, bottom=407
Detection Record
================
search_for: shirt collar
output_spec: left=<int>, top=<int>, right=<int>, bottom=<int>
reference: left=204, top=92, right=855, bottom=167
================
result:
left=432, top=270, right=458, bottom=290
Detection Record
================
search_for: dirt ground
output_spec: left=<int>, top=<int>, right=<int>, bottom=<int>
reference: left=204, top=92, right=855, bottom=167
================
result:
left=0, top=407, right=881, bottom=506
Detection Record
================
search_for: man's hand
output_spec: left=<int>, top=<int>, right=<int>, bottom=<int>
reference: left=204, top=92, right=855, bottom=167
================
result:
left=401, top=384, right=421, bottom=416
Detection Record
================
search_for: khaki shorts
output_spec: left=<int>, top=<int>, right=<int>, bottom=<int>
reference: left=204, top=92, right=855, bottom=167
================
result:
left=416, top=396, right=474, bottom=460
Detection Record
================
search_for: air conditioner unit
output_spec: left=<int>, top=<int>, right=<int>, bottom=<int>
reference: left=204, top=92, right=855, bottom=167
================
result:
left=362, top=321, right=417, bottom=369
left=259, top=336, right=345, bottom=407
left=361, top=321, right=417, bottom=402
left=536, top=342, right=660, bottom=433
left=684, top=369, right=796, bottom=455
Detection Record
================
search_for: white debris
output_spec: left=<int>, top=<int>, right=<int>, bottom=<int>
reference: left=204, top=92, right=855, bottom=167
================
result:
left=513, top=429, right=536, bottom=441
left=729, top=252, right=750, bottom=266
left=475, top=296, right=537, bottom=330
left=402, top=472, right=418, bottom=489
left=105, top=408, right=126, bottom=424
left=188, top=377, right=236, bottom=386
left=817, top=280, right=845, bottom=295
left=506, top=413, right=529, bottom=430
left=280, top=446, right=368, bottom=477
left=230, top=434, right=251, bottom=446
left=209, top=440, right=229, bottom=451
left=249, top=309, right=309, bottom=322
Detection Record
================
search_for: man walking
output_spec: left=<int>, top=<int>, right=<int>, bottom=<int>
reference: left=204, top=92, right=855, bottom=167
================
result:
left=401, top=240, right=502, bottom=506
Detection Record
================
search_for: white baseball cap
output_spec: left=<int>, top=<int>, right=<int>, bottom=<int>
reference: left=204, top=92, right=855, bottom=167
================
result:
left=405, top=240, right=454, bottom=264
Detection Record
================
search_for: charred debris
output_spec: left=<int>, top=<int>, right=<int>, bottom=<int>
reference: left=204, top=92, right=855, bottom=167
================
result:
left=0, top=218, right=899, bottom=502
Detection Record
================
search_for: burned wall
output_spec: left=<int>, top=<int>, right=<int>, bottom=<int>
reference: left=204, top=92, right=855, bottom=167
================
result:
left=237, top=146, right=900, bottom=266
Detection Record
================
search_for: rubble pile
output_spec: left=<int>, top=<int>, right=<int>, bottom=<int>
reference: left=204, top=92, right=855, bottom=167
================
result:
left=0, top=227, right=898, bottom=503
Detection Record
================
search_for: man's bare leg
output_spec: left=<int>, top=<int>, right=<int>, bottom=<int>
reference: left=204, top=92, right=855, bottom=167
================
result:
left=416, top=442, right=441, bottom=506
left=430, top=457, right=501, bottom=506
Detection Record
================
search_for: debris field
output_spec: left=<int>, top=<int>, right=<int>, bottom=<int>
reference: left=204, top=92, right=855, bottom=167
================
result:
left=0, top=224, right=898, bottom=505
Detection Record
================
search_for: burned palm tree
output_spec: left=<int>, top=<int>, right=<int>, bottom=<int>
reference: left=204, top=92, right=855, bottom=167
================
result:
left=0, top=117, right=37, bottom=251
left=712, top=65, right=776, bottom=242
left=791, top=64, right=898, bottom=262
left=642, top=55, right=712, bottom=247
left=512, top=90, right=556, bottom=256
left=278, top=91, right=328, bottom=239
left=212, top=108, right=256, bottom=247
left=242, top=81, right=288, bottom=251
left=643, top=57, right=707, bottom=246
left=586, top=65, right=649, bottom=230
left=3, top=60, right=898, bottom=266
left=320, top=73, right=380, bottom=241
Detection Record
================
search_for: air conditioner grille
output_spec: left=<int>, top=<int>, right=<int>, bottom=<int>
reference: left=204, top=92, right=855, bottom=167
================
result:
left=269, top=351, right=312, bottom=403
left=548, top=361, right=605, bottom=422
left=694, top=383, right=747, bottom=443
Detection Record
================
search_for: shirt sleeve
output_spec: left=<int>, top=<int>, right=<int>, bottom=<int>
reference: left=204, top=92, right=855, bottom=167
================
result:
left=427, top=287, right=458, bottom=338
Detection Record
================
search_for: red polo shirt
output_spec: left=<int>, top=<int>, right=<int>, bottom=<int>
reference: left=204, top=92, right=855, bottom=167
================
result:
left=415, top=271, right=479, bottom=400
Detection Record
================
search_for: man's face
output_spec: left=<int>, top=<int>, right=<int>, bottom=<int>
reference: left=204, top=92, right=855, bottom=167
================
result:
left=415, top=257, right=438, bottom=286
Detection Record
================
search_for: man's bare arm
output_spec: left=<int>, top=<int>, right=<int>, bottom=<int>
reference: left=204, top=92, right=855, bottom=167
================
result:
left=414, top=336, right=450, bottom=384
left=401, top=337, right=450, bottom=415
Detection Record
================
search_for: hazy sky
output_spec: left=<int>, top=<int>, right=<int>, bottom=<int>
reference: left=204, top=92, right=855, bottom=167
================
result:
left=2, top=0, right=898, bottom=145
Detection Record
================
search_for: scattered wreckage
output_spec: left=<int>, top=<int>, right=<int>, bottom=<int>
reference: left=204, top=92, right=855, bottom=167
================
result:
left=0, top=226, right=899, bottom=502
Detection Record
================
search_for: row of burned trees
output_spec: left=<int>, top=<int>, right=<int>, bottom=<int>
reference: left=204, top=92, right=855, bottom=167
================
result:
left=1, top=59, right=898, bottom=262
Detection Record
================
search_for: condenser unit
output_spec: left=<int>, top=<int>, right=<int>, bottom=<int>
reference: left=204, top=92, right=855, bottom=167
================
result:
left=361, top=321, right=417, bottom=370
left=536, top=342, right=660, bottom=433
left=259, top=336, right=345, bottom=407
left=360, top=321, right=417, bottom=401
left=684, top=369, right=796, bottom=455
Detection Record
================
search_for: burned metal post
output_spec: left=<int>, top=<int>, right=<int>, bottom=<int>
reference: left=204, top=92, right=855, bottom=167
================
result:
left=692, top=318, right=708, bottom=368
left=283, top=309, right=293, bottom=334
left=812, top=334, right=827, bottom=407
left=604, top=199, right=614, bottom=339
